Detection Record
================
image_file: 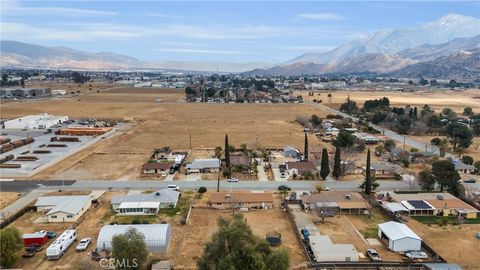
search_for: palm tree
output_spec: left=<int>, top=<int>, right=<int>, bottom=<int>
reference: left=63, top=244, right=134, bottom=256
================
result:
left=327, top=93, right=332, bottom=103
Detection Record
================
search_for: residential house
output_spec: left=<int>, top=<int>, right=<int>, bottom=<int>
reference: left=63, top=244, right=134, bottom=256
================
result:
left=186, top=158, right=220, bottom=173
left=35, top=196, right=92, bottom=223
left=302, top=192, right=370, bottom=215
left=454, top=161, right=475, bottom=174
left=142, top=162, right=172, bottom=175
left=111, top=189, right=180, bottom=215
left=285, top=161, right=316, bottom=177
left=369, top=162, right=405, bottom=178
left=283, top=146, right=301, bottom=159
left=230, top=153, right=252, bottom=172
left=210, top=192, right=274, bottom=210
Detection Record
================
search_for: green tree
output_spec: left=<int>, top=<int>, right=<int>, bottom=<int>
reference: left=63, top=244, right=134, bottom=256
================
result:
left=225, top=134, right=230, bottom=167
left=310, top=114, right=322, bottom=127
left=418, top=170, right=435, bottom=191
left=431, top=160, right=460, bottom=192
left=198, top=214, right=290, bottom=270
left=185, top=86, right=196, bottom=95
left=463, top=107, right=474, bottom=117
left=446, top=122, right=473, bottom=149
left=304, top=133, right=309, bottom=161
left=320, top=148, right=330, bottom=180
left=461, top=155, right=474, bottom=165
left=111, top=228, right=148, bottom=270
left=419, top=78, right=429, bottom=85
left=339, top=97, right=359, bottom=114
left=384, top=139, right=396, bottom=152
left=333, top=130, right=355, bottom=149
left=214, top=146, right=223, bottom=159
left=474, top=160, right=480, bottom=172
left=363, top=149, right=372, bottom=195
left=0, top=227, right=23, bottom=268
left=442, top=108, right=457, bottom=119
left=332, top=147, right=342, bottom=179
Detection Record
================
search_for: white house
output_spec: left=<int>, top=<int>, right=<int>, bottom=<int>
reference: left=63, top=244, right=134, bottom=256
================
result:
left=186, top=158, right=220, bottom=173
left=378, top=221, right=422, bottom=252
left=35, top=196, right=91, bottom=223
left=3, top=113, right=68, bottom=130
left=111, top=189, right=180, bottom=215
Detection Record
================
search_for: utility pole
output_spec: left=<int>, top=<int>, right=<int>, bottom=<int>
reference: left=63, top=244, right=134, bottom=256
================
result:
left=403, top=136, right=406, bottom=150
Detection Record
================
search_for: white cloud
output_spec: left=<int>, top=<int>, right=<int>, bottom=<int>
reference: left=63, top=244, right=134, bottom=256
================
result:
left=298, top=13, right=345, bottom=20
left=153, top=48, right=247, bottom=55
left=2, top=0, right=117, bottom=17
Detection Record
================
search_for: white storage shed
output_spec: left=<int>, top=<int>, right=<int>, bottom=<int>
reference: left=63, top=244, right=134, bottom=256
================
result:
left=97, top=224, right=171, bottom=253
left=378, top=221, right=422, bottom=252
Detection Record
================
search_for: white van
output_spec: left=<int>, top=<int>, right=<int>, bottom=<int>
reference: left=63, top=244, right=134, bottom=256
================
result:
left=167, top=184, right=180, bottom=191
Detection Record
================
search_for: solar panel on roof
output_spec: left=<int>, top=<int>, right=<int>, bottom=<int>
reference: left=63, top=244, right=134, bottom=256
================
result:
left=407, top=200, right=432, bottom=209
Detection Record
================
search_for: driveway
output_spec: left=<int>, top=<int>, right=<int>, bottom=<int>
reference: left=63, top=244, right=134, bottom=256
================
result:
left=272, top=168, right=287, bottom=181
left=257, top=164, right=268, bottom=182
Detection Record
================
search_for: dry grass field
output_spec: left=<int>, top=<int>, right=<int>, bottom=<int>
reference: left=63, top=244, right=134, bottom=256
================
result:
left=302, top=89, right=480, bottom=113
left=1, top=88, right=330, bottom=180
left=0, top=192, right=21, bottom=210
left=407, top=218, right=480, bottom=269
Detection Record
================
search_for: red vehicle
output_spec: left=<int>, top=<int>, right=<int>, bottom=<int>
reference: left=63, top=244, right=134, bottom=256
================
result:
left=23, top=231, right=48, bottom=246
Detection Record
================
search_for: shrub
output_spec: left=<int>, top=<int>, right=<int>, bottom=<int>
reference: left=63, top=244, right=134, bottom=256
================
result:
left=198, top=186, right=207, bottom=193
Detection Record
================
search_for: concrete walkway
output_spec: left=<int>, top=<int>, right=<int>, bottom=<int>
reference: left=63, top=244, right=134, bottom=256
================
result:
left=0, top=189, right=49, bottom=223
left=257, top=164, right=268, bottom=181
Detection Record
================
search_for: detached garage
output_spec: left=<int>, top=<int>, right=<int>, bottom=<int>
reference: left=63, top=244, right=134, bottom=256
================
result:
left=97, top=224, right=171, bottom=253
left=378, top=221, right=421, bottom=252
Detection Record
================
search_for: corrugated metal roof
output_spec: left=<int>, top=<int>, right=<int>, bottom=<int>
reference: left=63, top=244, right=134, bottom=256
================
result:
left=97, top=224, right=171, bottom=253
left=35, top=195, right=89, bottom=207
left=378, top=221, right=421, bottom=241
left=384, top=202, right=409, bottom=213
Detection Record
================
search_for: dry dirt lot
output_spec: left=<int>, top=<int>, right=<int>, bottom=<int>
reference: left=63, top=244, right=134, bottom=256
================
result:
left=310, top=207, right=404, bottom=262
left=173, top=206, right=308, bottom=269
left=407, top=218, right=480, bottom=269
left=2, top=90, right=330, bottom=180
left=0, top=192, right=21, bottom=210
left=302, top=89, right=480, bottom=113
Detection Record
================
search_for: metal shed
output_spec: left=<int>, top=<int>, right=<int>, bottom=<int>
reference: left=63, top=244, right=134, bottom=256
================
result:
left=378, top=221, right=421, bottom=252
left=97, top=224, right=171, bottom=253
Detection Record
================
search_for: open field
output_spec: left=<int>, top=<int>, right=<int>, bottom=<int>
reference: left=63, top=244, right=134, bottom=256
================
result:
left=302, top=89, right=480, bottom=113
left=173, top=206, right=307, bottom=269
left=2, top=91, right=330, bottom=180
left=0, top=192, right=21, bottom=210
left=407, top=218, right=480, bottom=269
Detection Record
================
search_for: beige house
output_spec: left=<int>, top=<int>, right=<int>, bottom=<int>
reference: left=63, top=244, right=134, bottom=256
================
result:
left=210, top=192, right=274, bottom=210
left=35, top=196, right=92, bottom=223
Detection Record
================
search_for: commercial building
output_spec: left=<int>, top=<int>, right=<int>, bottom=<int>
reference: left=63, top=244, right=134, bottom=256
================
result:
left=0, top=88, right=51, bottom=99
left=210, top=192, right=274, bottom=210
left=97, top=224, right=172, bottom=253
left=309, top=235, right=359, bottom=262
left=3, top=113, right=68, bottom=130
left=35, top=195, right=92, bottom=223
left=111, top=189, right=180, bottom=215
left=378, top=221, right=422, bottom=252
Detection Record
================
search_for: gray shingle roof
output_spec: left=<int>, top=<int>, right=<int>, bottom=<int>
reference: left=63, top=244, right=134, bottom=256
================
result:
left=35, top=196, right=91, bottom=215
left=111, top=189, right=179, bottom=205
left=186, top=158, right=220, bottom=170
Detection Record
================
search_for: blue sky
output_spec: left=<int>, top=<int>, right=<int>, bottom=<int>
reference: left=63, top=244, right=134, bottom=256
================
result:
left=1, top=0, right=479, bottom=63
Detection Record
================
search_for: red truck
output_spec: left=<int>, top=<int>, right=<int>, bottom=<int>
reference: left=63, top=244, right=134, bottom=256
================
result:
left=23, top=231, right=48, bottom=246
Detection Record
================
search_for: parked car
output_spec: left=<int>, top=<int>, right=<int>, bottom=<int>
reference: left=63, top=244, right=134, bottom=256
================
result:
left=25, top=244, right=43, bottom=252
left=366, top=249, right=382, bottom=261
left=227, top=177, right=239, bottom=182
left=47, top=231, right=57, bottom=239
left=76, top=238, right=92, bottom=252
left=167, top=184, right=180, bottom=191
left=476, top=232, right=480, bottom=239
left=22, top=250, right=35, bottom=258
left=405, top=251, right=428, bottom=259
left=463, top=178, right=477, bottom=183
left=278, top=185, right=291, bottom=191
left=324, top=186, right=330, bottom=191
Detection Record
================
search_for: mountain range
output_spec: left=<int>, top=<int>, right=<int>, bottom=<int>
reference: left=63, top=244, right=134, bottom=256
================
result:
left=1, top=13, right=480, bottom=79
left=246, top=14, right=480, bottom=79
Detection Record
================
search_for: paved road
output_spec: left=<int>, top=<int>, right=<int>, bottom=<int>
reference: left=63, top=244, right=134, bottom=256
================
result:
left=307, top=101, right=445, bottom=156
left=23, top=179, right=412, bottom=192
left=0, top=180, right=75, bottom=193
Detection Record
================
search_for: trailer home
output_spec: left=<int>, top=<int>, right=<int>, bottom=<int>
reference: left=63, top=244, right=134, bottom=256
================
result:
left=46, top=229, right=77, bottom=260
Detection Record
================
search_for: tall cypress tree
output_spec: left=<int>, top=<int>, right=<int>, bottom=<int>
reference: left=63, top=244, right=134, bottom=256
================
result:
left=304, top=132, right=309, bottom=161
left=413, top=107, right=418, bottom=118
left=320, top=148, right=330, bottom=180
left=225, top=134, right=230, bottom=167
left=332, top=147, right=342, bottom=179
left=364, top=149, right=372, bottom=195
